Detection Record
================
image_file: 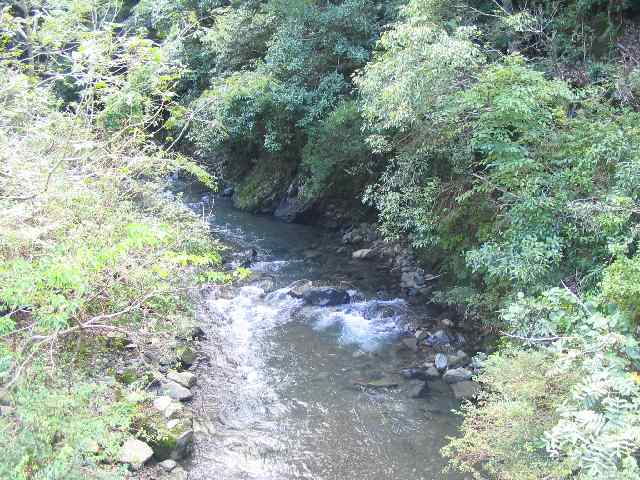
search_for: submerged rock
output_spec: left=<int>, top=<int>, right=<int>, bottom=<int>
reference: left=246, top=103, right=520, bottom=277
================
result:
left=298, top=287, right=350, bottom=306
left=118, top=438, right=153, bottom=469
left=447, top=350, right=468, bottom=368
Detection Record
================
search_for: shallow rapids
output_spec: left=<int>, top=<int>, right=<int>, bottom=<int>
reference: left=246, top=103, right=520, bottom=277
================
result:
left=186, top=197, right=462, bottom=480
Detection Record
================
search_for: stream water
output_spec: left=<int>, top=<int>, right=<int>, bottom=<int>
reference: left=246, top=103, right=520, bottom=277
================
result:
left=185, top=196, right=463, bottom=480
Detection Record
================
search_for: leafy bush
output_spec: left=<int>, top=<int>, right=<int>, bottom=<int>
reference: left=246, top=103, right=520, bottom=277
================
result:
left=0, top=5, right=224, bottom=475
left=443, top=349, right=579, bottom=479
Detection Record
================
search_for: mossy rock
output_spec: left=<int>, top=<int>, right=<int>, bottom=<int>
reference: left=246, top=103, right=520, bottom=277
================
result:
left=150, top=418, right=193, bottom=461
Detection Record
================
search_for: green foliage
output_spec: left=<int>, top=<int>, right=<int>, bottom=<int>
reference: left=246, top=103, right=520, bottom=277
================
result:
left=0, top=4, right=225, bottom=475
left=0, top=377, right=139, bottom=480
left=600, top=254, right=640, bottom=323
left=443, top=349, right=579, bottom=479
left=175, top=0, right=396, bottom=207
left=300, top=101, right=370, bottom=199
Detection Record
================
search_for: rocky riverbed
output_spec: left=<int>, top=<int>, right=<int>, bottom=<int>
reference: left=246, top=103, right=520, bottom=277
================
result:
left=115, top=193, right=489, bottom=479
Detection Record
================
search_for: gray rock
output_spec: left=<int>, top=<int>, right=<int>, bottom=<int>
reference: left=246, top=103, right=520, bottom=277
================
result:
left=221, top=186, right=234, bottom=197
left=171, top=430, right=194, bottom=460
left=443, top=367, right=473, bottom=384
left=426, top=330, right=450, bottom=347
left=167, top=371, right=197, bottom=388
left=159, top=459, right=177, bottom=472
left=400, top=269, right=426, bottom=289
left=451, top=381, right=480, bottom=400
left=405, top=379, right=430, bottom=398
left=153, top=395, right=173, bottom=413
left=298, top=287, right=350, bottom=306
left=164, top=401, right=184, bottom=420
left=118, top=438, right=153, bottom=469
left=434, top=353, right=448, bottom=371
left=401, top=337, right=419, bottom=352
left=183, top=325, right=205, bottom=340
left=352, top=249, right=374, bottom=260
left=274, top=180, right=313, bottom=222
left=447, top=350, right=468, bottom=368
left=162, top=381, right=193, bottom=401
left=425, top=366, right=441, bottom=379
left=177, top=347, right=196, bottom=366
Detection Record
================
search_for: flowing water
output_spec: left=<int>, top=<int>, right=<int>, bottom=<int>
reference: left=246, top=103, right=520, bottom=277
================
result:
left=186, top=196, right=463, bottom=480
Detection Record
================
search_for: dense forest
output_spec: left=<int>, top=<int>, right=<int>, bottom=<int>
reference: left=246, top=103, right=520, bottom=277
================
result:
left=3, top=0, right=640, bottom=478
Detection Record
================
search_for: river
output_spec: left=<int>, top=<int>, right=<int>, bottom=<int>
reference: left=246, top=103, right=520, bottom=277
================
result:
left=185, top=195, right=463, bottom=480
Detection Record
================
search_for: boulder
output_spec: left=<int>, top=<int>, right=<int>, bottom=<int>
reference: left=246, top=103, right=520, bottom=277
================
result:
left=167, top=371, right=197, bottom=388
left=162, top=381, right=193, bottom=402
left=400, top=337, right=419, bottom=352
left=405, top=380, right=430, bottom=399
left=153, top=395, right=173, bottom=413
left=443, top=368, right=473, bottom=384
left=424, top=366, right=441, bottom=379
left=425, top=330, right=450, bottom=347
left=274, top=180, right=313, bottom=223
left=447, top=350, right=468, bottom=368
left=118, top=438, right=153, bottom=469
left=352, top=249, right=374, bottom=260
left=164, top=402, right=184, bottom=420
left=299, top=287, right=350, bottom=306
left=400, top=269, right=426, bottom=289
left=152, top=419, right=194, bottom=461
left=176, top=347, right=196, bottom=367
left=451, top=380, right=480, bottom=400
